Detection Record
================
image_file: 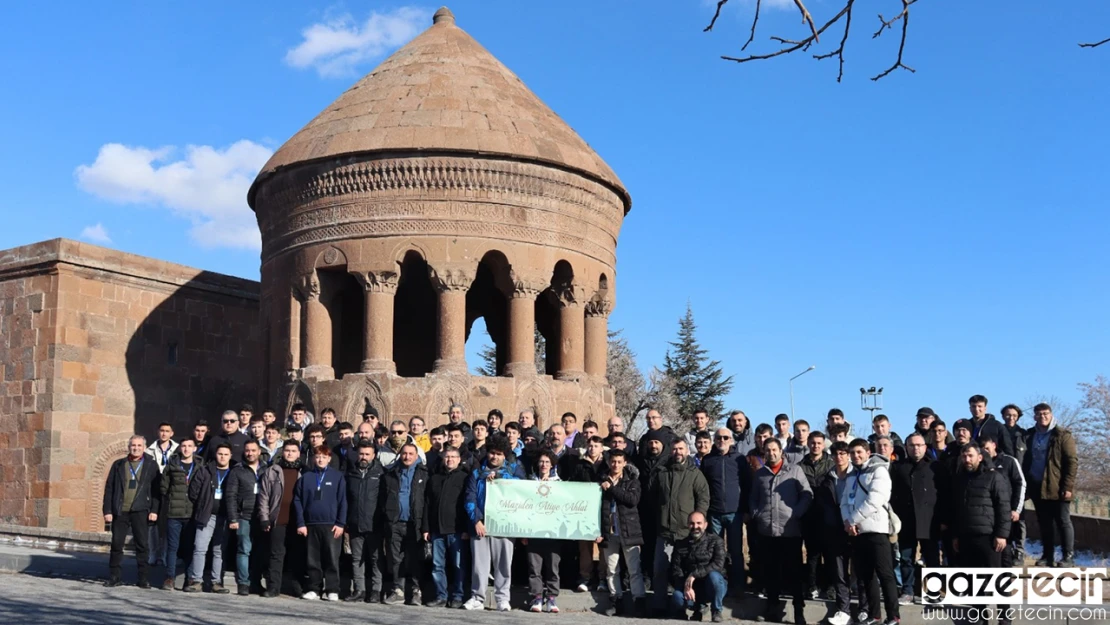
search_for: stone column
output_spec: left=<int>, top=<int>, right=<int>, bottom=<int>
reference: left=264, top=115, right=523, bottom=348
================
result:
left=286, top=286, right=300, bottom=371
left=584, top=299, right=612, bottom=379
left=554, top=283, right=587, bottom=381
left=298, top=273, right=334, bottom=379
left=506, top=271, right=547, bottom=378
left=357, top=270, right=399, bottom=374
left=429, top=264, right=473, bottom=374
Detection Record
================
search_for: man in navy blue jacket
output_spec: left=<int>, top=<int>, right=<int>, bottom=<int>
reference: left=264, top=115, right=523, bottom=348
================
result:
left=462, top=439, right=525, bottom=612
left=698, top=427, right=745, bottom=594
left=293, top=445, right=347, bottom=601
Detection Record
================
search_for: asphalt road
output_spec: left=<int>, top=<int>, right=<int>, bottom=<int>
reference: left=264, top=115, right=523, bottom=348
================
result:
left=0, top=573, right=665, bottom=625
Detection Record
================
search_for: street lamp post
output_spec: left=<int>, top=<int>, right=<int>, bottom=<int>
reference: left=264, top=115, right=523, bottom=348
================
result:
left=789, top=365, right=817, bottom=422
left=860, top=386, right=884, bottom=423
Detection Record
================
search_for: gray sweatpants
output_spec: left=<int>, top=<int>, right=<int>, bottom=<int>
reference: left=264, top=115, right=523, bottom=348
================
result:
left=472, top=536, right=514, bottom=606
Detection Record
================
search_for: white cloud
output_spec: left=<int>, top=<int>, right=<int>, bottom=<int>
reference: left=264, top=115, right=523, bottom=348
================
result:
left=285, top=6, right=430, bottom=78
left=79, top=223, right=112, bottom=244
left=74, top=140, right=272, bottom=251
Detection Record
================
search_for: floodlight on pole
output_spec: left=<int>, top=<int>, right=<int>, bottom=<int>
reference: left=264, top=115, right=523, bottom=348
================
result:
left=789, top=365, right=816, bottom=422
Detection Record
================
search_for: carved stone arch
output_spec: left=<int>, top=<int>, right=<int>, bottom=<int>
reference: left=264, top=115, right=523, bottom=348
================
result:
left=388, top=240, right=430, bottom=267
left=314, top=245, right=349, bottom=269
left=284, top=379, right=316, bottom=420
left=516, top=377, right=555, bottom=430
left=86, top=438, right=131, bottom=531
left=424, top=377, right=471, bottom=427
left=342, top=375, right=390, bottom=423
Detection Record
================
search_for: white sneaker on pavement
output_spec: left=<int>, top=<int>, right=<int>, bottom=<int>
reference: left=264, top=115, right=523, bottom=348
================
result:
left=463, top=596, right=485, bottom=610
left=323, top=593, right=339, bottom=602
left=497, top=601, right=511, bottom=612
left=828, top=611, right=851, bottom=625
left=301, top=591, right=319, bottom=600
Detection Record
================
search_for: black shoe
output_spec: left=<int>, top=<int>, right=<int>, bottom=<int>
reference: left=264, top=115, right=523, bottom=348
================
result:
left=345, top=591, right=365, bottom=602
left=446, top=598, right=462, bottom=609
left=237, top=584, right=250, bottom=596
left=692, top=609, right=704, bottom=621
left=137, top=579, right=151, bottom=589
left=633, top=597, right=647, bottom=617
left=1035, top=558, right=1054, bottom=567
left=711, top=612, right=723, bottom=624
left=104, top=578, right=122, bottom=588
left=405, top=590, right=422, bottom=606
left=426, top=598, right=446, bottom=608
left=1058, top=554, right=1076, bottom=567
left=383, top=588, right=404, bottom=605
left=604, top=597, right=618, bottom=617
left=262, top=588, right=280, bottom=598
left=367, top=590, right=381, bottom=603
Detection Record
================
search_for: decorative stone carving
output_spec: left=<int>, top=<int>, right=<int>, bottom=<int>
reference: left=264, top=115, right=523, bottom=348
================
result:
left=428, top=264, right=475, bottom=293
left=553, top=283, right=588, bottom=308
left=294, top=273, right=320, bottom=301
left=509, top=268, right=549, bottom=298
left=341, top=375, right=390, bottom=423
left=516, top=377, right=556, bottom=429
left=323, top=247, right=340, bottom=265
left=585, top=299, right=613, bottom=318
left=356, top=270, right=399, bottom=295
left=424, top=378, right=471, bottom=422
left=86, top=438, right=131, bottom=531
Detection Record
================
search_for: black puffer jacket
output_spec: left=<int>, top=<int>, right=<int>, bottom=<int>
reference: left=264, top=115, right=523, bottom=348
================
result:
left=571, top=453, right=608, bottom=483
left=700, top=447, right=744, bottom=515
left=952, top=461, right=1011, bottom=538
left=970, top=414, right=1013, bottom=457
left=423, top=465, right=468, bottom=535
left=345, top=458, right=385, bottom=533
left=815, top=470, right=847, bottom=530
left=226, top=463, right=264, bottom=523
left=1004, top=424, right=1027, bottom=464
left=890, top=457, right=938, bottom=541
left=601, top=469, right=643, bottom=546
left=189, top=464, right=233, bottom=526
left=669, top=532, right=725, bottom=588
left=160, top=456, right=203, bottom=520
left=382, top=462, right=428, bottom=527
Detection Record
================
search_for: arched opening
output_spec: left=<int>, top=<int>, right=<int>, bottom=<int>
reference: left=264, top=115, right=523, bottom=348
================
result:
left=465, top=251, right=511, bottom=375
left=536, top=260, right=574, bottom=376
left=393, top=251, right=437, bottom=377
left=318, top=269, right=364, bottom=378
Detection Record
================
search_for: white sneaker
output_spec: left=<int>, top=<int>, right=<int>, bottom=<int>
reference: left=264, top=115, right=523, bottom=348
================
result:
left=463, top=597, right=485, bottom=610
left=301, top=591, right=319, bottom=600
left=323, top=593, right=339, bottom=602
left=497, top=601, right=511, bottom=612
left=855, top=613, right=870, bottom=625
left=829, top=611, right=851, bottom=625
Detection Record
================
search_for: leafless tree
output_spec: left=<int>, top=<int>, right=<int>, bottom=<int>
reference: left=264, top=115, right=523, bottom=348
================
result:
left=627, top=368, right=682, bottom=440
left=703, top=0, right=1107, bottom=82
left=607, top=330, right=646, bottom=422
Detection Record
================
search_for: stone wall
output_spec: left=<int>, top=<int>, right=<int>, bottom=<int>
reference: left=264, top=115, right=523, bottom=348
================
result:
left=0, top=239, right=260, bottom=531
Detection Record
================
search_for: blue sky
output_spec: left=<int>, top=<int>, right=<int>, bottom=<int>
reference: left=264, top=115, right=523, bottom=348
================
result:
left=2, top=0, right=1107, bottom=435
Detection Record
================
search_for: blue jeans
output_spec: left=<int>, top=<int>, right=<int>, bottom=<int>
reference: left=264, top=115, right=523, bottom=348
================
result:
left=165, top=519, right=186, bottom=581
left=235, top=519, right=252, bottom=586
left=671, top=570, right=727, bottom=615
left=707, top=512, right=744, bottom=592
left=431, top=533, right=467, bottom=602
left=891, top=542, right=902, bottom=589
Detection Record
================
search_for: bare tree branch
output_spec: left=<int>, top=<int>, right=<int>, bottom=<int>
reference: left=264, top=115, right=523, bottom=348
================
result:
left=871, top=0, right=916, bottom=81
left=1079, top=36, right=1110, bottom=48
left=872, top=0, right=917, bottom=38
left=703, top=0, right=729, bottom=32
left=742, top=0, right=762, bottom=51
left=721, top=4, right=852, bottom=65
left=794, top=0, right=820, bottom=43
left=814, top=0, right=856, bottom=83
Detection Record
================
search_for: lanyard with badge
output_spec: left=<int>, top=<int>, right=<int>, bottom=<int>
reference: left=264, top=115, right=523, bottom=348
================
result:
left=253, top=467, right=262, bottom=495
left=185, top=462, right=196, bottom=484
left=160, top=443, right=171, bottom=466
left=315, top=469, right=326, bottom=501
left=128, top=459, right=144, bottom=489
left=215, top=469, right=228, bottom=501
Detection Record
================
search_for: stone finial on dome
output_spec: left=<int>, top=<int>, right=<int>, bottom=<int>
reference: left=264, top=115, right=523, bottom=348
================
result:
left=432, top=7, right=455, bottom=25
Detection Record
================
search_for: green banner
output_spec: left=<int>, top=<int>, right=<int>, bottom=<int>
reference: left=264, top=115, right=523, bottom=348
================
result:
left=485, top=480, right=602, bottom=540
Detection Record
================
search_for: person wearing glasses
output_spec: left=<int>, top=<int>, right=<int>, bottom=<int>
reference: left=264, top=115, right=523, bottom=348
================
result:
left=377, top=420, right=426, bottom=469
left=206, top=410, right=250, bottom=465
left=889, top=432, right=939, bottom=606
left=698, top=427, right=745, bottom=595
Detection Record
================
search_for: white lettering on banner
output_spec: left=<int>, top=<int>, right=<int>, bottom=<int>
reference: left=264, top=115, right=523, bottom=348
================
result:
left=922, top=567, right=1110, bottom=606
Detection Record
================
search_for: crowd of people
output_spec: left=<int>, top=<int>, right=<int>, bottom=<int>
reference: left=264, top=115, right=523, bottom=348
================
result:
left=103, top=395, right=1078, bottom=625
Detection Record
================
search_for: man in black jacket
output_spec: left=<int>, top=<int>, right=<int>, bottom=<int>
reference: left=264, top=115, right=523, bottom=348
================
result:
left=184, top=443, right=234, bottom=593
left=345, top=439, right=385, bottom=603
left=699, top=427, right=744, bottom=594
left=1000, top=404, right=1027, bottom=462
left=798, top=431, right=834, bottom=599
left=600, top=450, right=646, bottom=617
left=226, top=440, right=265, bottom=595
left=951, top=443, right=1012, bottom=568
left=669, top=511, right=727, bottom=623
left=381, top=444, right=429, bottom=606
left=981, top=435, right=1027, bottom=571
left=967, top=395, right=1014, bottom=457
left=207, top=410, right=250, bottom=465
left=890, top=433, right=939, bottom=604
left=423, top=446, right=469, bottom=608
left=160, top=438, right=201, bottom=590
left=104, top=435, right=160, bottom=588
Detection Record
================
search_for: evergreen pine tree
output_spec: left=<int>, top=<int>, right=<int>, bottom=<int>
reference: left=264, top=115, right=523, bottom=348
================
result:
left=663, top=303, right=734, bottom=421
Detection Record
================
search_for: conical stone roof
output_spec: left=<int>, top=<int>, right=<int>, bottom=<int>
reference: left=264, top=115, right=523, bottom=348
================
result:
left=249, top=7, right=629, bottom=211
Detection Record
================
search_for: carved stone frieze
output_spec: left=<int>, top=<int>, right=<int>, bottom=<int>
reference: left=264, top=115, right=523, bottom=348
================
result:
left=509, top=267, right=549, bottom=298
left=294, top=273, right=320, bottom=301
left=585, top=299, right=613, bottom=318
left=553, top=283, right=588, bottom=308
